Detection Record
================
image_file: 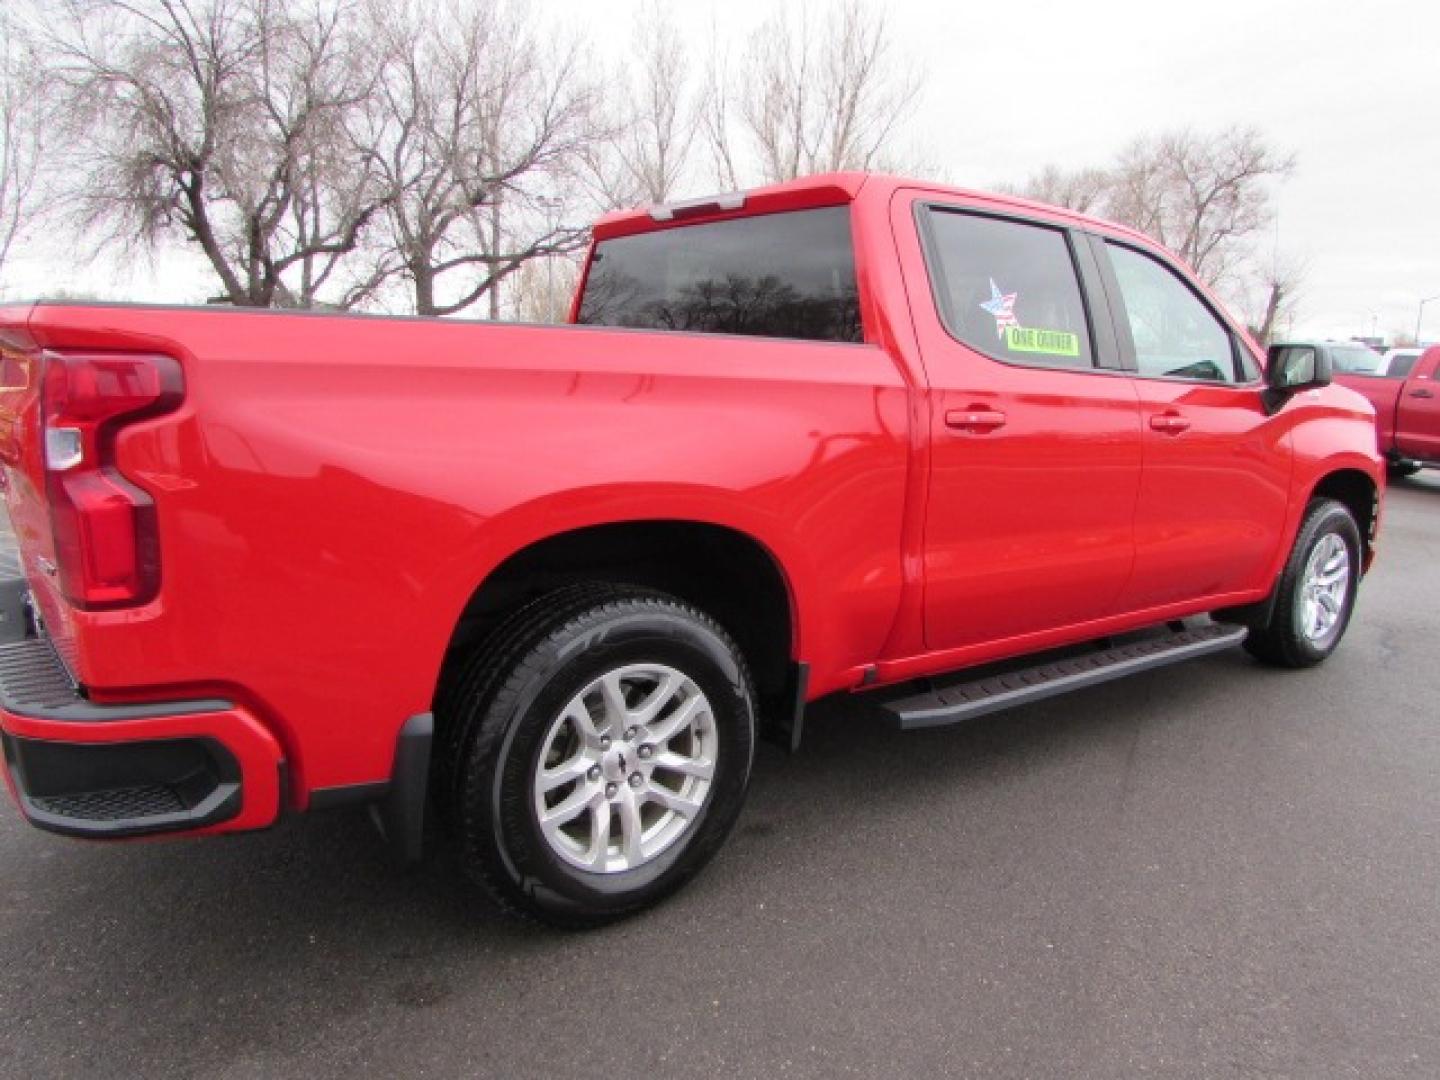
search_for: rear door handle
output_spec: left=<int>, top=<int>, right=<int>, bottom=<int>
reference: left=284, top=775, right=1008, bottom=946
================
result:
left=1149, top=412, right=1191, bottom=435
left=945, top=406, right=1007, bottom=433
left=1410, top=387, right=1435, bottom=399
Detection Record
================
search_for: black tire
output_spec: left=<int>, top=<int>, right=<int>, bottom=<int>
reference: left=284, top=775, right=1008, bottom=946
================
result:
left=438, top=584, right=756, bottom=928
left=1387, top=460, right=1422, bottom=479
left=1244, top=498, right=1362, bottom=669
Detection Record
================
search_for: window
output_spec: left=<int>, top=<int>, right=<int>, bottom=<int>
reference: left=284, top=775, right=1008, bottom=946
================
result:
left=1328, top=344, right=1382, bottom=374
left=922, top=209, right=1094, bottom=368
left=1387, top=352, right=1420, bottom=378
left=1106, top=243, right=1239, bottom=383
left=576, top=206, right=862, bottom=343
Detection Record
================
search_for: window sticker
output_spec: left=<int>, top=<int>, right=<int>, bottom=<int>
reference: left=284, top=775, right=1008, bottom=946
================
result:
left=1005, top=325, right=1081, bottom=357
left=979, top=279, right=1018, bottom=339
left=978, top=278, right=1079, bottom=357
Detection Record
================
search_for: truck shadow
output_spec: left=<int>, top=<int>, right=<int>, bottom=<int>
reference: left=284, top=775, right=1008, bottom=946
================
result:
left=1388, top=470, right=1440, bottom=492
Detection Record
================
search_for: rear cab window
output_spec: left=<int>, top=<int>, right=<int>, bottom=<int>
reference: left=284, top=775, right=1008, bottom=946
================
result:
left=918, top=208, right=1096, bottom=369
left=576, top=206, right=862, bottom=343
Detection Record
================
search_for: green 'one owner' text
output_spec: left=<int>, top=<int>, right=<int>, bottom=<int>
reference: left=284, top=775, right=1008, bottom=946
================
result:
left=1006, top=325, right=1080, bottom=357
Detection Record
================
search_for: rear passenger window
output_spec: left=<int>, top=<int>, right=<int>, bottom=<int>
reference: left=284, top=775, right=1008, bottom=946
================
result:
left=1105, top=243, right=1239, bottom=383
left=921, top=208, right=1094, bottom=369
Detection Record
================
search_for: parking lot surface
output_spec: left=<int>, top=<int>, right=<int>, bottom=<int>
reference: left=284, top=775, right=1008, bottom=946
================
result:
left=2, top=476, right=1439, bottom=1079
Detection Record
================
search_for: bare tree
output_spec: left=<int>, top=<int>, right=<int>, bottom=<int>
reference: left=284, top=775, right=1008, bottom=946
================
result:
left=704, top=0, right=921, bottom=186
left=508, top=254, right=581, bottom=323
left=0, top=11, right=45, bottom=288
left=358, top=0, right=597, bottom=318
left=1106, top=127, right=1294, bottom=287
left=1246, top=250, right=1307, bottom=346
left=1001, top=164, right=1112, bottom=215
left=46, top=0, right=386, bottom=308
left=580, top=1, right=693, bottom=209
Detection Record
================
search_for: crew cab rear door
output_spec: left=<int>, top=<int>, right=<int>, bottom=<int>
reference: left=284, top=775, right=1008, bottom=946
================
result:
left=899, top=195, right=1142, bottom=651
left=1395, top=346, right=1440, bottom=462
left=1092, top=237, right=1292, bottom=609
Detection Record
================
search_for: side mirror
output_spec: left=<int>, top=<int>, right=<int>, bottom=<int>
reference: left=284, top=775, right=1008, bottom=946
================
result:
left=1266, top=344, right=1332, bottom=392
left=1263, top=344, right=1331, bottom=415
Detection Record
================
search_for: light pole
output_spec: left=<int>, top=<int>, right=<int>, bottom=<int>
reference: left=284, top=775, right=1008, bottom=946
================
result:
left=1417, top=295, right=1440, bottom=345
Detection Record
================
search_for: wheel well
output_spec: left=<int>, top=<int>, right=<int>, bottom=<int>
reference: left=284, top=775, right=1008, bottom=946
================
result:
left=440, top=521, right=797, bottom=721
left=1312, top=469, right=1378, bottom=556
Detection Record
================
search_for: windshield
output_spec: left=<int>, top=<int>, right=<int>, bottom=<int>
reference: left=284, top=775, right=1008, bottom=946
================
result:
left=1330, top=345, right=1382, bottom=373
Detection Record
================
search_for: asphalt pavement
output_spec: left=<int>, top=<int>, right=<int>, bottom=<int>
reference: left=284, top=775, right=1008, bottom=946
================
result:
left=2, top=476, right=1439, bottom=1079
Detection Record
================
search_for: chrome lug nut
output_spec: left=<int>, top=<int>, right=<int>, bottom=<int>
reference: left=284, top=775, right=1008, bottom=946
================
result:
left=624, top=726, right=638, bottom=741
left=638, top=744, right=653, bottom=760
left=587, top=765, right=601, bottom=782
left=599, top=735, right=611, bottom=750
left=605, top=782, right=618, bottom=798
left=629, top=773, right=643, bottom=789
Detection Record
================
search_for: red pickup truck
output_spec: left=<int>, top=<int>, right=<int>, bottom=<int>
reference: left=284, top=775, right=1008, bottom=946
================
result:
left=0, top=174, right=1383, bottom=925
left=1332, top=344, right=1440, bottom=474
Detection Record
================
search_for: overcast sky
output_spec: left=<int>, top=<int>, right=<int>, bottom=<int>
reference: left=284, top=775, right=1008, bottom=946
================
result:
left=7, top=0, right=1439, bottom=342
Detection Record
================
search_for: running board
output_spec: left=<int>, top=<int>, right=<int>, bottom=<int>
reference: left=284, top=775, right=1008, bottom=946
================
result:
left=878, top=623, right=1248, bottom=731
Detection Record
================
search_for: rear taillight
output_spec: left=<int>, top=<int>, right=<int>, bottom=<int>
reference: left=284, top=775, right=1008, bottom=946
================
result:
left=41, top=352, right=184, bottom=609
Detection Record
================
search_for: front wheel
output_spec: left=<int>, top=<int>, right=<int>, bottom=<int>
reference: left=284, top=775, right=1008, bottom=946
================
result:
left=1244, top=498, right=1362, bottom=669
left=439, top=585, right=756, bottom=928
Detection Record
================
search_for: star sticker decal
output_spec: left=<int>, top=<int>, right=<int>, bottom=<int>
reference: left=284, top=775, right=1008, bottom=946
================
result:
left=979, top=278, right=1018, bottom=340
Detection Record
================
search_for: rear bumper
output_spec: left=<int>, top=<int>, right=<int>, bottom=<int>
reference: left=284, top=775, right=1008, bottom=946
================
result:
left=0, top=629, right=284, bottom=840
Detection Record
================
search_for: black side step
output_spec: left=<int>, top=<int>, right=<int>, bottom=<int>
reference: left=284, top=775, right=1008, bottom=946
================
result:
left=879, top=623, right=1248, bottom=731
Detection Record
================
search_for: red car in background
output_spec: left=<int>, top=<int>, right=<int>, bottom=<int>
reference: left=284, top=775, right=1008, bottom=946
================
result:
left=1333, top=344, right=1440, bottom=475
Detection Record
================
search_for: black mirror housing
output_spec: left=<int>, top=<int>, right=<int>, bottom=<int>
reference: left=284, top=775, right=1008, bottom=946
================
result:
left=1266, top=344, right=1332, bottom=392
left=1262, top=344, right=1332, bottom=416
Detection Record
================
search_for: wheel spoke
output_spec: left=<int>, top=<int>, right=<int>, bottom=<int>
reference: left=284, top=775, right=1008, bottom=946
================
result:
left=615, top=788, right=644, bottom=864
left=540, top=784, right=596, bottom=827
left=644, top=783, right=703, bottom=819
left=538, top=756, right=591, bottom=794
left=652, top=751, right=714, bottom=782
left=567, top=700, right=604, bottom=745
left=647, top=693, right=706, bottom=744
left=583, top=803, right=611, bottom=869
left=632, top=670, right=682, bottom=725
left=600, top=671, right=630, bottom=732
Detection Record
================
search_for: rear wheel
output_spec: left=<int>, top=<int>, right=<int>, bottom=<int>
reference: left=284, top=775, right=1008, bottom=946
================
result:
left=438, top=585, right=756, bottom=928
left=1244, top=498, right=1362, bottom=668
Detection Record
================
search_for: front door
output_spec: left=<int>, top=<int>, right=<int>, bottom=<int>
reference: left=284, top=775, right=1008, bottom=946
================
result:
left=1098, top=239, right=1292, bottom=609
left=906, top=201, right=1143, bottom=652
